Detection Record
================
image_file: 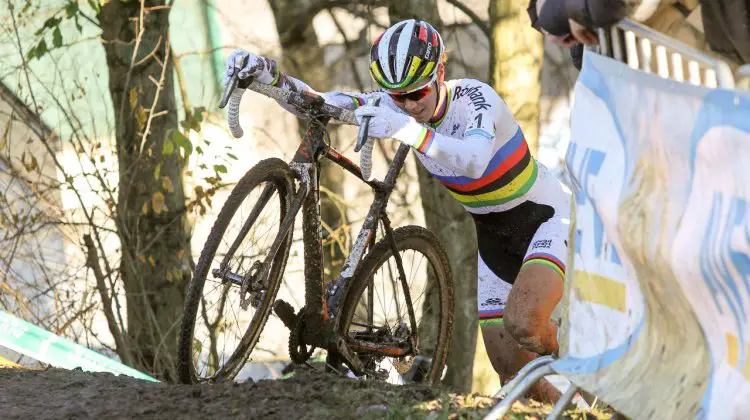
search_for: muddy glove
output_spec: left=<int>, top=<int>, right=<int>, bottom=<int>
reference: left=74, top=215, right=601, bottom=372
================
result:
left=224, top=49, right=279, bottom=86
left=353, top=105, right=427, bottom=148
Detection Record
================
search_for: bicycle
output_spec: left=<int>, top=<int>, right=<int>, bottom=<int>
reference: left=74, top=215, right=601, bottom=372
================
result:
left=177, top=67, right=454, bottom=386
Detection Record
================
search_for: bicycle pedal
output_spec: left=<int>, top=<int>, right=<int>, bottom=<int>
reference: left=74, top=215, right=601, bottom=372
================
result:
left=403, top=356, right=432, bottom=383
left=273, top=299, right=297, bottom=329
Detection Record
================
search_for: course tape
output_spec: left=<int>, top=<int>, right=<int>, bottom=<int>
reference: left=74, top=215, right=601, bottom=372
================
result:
left=0, top=311, right=158, bottom=382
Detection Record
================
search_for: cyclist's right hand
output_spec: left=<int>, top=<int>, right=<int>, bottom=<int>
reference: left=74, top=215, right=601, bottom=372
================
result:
left=224, top=49, right=278, bottom=86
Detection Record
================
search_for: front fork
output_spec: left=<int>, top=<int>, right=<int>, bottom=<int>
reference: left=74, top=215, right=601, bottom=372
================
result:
left=325, top=213, right=419, bottom=375
left=211, top=169, right=305, bottom=309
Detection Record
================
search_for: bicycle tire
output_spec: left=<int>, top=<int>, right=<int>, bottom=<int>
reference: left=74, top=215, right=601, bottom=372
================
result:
left=337, top=225, right=454, bottom=386
left=177, top=158, right=295, bottom=384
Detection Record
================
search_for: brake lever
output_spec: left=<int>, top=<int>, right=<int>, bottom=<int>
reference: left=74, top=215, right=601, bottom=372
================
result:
left=219, top=76, right=238, bottom=109
left=355, top=97, right=380, bottom=152
left=219, top=54, right=252, bottom=109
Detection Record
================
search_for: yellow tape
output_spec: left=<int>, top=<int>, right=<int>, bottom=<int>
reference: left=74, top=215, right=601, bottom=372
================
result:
left=0, top=354, right=20, bottom=368
left=573, top=270, right=627, bottom=312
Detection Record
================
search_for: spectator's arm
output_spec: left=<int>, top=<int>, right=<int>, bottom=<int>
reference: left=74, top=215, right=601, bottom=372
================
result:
left=528, top=0, right=541, bottom=31
left=566, top=0, right=646, bottom=29
left=537, top=0, right=573, bottom=36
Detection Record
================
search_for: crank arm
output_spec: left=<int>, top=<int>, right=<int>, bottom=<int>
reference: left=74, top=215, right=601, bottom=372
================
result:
left=345, top=337, right=412, bottom=358
left=333, top=336, right=365, bottom=376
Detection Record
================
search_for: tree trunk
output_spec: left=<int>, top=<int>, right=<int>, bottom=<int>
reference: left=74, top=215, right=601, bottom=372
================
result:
left=489, top=0, right=544, bottom=154
left=98, top=0, right=191, bottom=381
left=268, top=0, right=348, bottom=284
left=387, top=2, right=478, bottom=394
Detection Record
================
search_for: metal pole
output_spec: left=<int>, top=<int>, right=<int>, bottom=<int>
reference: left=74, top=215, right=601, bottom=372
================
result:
left=493, top=355, right=556, bottom=398
left=546, top=384, right=579, bottom=420
left=484, top=364, right=556, bottom=420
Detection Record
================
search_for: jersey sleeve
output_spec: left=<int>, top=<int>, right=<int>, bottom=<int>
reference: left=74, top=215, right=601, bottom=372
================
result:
left=409, top=83, right=511, bottom=179
left=270, top=71, right=392, bottom=119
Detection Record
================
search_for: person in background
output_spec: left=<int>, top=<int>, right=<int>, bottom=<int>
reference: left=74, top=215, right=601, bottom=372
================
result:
left=529, top=0, right=747, bottom=68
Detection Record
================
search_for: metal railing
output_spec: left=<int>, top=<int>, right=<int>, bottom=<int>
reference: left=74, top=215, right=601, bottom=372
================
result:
left=596, top=18, right=738, bottom=89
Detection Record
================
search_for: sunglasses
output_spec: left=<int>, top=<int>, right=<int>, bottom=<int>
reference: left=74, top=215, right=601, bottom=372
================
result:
left=389, top=83, right=433, bottom=102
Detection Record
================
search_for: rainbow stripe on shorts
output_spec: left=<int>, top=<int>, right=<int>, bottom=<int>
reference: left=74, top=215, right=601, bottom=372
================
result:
left=521, top=252, right=565, bottom=280
left=479, top=310, right=504, bottom=327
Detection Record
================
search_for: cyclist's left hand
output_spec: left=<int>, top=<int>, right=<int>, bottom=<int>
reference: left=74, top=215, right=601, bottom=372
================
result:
left=354, top=105, right=423, bottom=147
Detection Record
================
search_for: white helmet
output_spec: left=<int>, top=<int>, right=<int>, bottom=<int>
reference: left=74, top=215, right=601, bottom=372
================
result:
left=369, top=19, right=445, bottom=92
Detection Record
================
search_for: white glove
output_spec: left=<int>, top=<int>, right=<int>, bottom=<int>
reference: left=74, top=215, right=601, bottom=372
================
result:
left=224, top=49, right=279, bottom=86
left=354, top=105, right=425, bottom=148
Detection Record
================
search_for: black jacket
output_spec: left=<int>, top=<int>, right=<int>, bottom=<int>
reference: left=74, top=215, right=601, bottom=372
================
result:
left=701, top=0, right=750, bottom=64
left=529, top=0, right=631, bottom=36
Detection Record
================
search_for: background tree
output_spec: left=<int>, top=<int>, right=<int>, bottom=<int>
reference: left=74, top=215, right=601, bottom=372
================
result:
left=489, top=0, right=544, bottom=152
left=96, top=0, right=192, bottom=380
left=5, top=0, right=224, bottom=380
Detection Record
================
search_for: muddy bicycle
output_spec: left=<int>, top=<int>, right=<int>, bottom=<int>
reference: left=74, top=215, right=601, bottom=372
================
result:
left=176, top=71, right=454, bottom=386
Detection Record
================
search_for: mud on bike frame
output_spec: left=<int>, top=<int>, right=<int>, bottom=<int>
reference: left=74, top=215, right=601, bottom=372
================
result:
left=218, top=74, right=420, bottom=376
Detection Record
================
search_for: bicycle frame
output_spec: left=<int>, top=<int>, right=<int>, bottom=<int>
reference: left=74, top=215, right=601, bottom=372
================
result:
left=246, top=110, right=414, bottom=374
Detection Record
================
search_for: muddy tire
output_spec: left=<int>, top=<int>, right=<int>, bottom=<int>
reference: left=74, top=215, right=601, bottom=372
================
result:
left=337, top=225, right=453, bottom=386
left=178, top=158, right=295, bottom=384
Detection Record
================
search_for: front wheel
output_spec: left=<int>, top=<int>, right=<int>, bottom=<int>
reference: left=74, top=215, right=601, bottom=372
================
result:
left=337, top=225, right=454, bottom=386
left=177, top=158, right=295, bottom=384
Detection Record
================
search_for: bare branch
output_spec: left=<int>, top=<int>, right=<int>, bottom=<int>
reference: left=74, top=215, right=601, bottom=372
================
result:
left=138, top=42, right=171, bottom=154
left=444, top=0, right=490, bottom=40
left=172, top=49, right=193, bottom=115
left=116, top=0, right=147, bottom=129
left=283, top=0, right=385, bottom=37
left=134, top=35, right=163, bottom=66
left=84, top=234, right=133, bottom=366
left=327, top=9, right=365, bottom=91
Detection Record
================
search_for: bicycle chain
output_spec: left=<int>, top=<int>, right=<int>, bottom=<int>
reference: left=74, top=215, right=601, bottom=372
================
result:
left=288, top=306, right=315, bottom=364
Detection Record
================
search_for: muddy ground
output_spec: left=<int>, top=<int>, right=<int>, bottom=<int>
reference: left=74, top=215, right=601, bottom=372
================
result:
left=0, top=366, right=614, bottom=419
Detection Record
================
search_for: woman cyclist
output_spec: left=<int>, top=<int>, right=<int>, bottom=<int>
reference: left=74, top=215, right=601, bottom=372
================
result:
left=225, top=19, right=571, bottom=402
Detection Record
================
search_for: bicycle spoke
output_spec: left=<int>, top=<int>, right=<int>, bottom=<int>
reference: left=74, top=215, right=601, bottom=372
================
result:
left=220, top=184, right=276, bottom=270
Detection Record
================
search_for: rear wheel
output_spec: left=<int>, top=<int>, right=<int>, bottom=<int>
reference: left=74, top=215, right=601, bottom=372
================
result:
left=337, top=225, right=454, bottom=386
left=177, top=158, right=295, bottom=384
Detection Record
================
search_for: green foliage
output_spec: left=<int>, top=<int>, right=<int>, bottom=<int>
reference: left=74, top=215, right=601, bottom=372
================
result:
left=171, top=131, right=193, bottom=157
left=87, top=0, right=102, bottom=14
left=27, top=1, right=93, bottom=61
left=180, top=106, right=205, bottom=133
left=162, top=138, right=175, bottom=156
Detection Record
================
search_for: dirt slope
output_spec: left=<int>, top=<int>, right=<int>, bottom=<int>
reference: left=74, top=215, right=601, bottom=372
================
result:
left=0, top=366, right=612, bottom=419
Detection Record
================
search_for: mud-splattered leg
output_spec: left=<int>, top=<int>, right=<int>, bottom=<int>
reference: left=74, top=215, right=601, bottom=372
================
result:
left=504, top=263, right=563, bottom=356
left=478, top=257, right=563, bottom=403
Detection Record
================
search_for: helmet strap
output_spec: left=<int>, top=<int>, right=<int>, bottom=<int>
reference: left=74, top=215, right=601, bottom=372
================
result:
left=428, top=81, right=448, bottom=124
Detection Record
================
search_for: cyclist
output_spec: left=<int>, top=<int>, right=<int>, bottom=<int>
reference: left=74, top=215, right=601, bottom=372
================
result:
left=225, top=19, right=570, bottom=402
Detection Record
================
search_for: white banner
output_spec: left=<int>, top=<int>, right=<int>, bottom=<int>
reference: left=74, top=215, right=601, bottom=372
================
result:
left=555, top=51, right=750, bottom=419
